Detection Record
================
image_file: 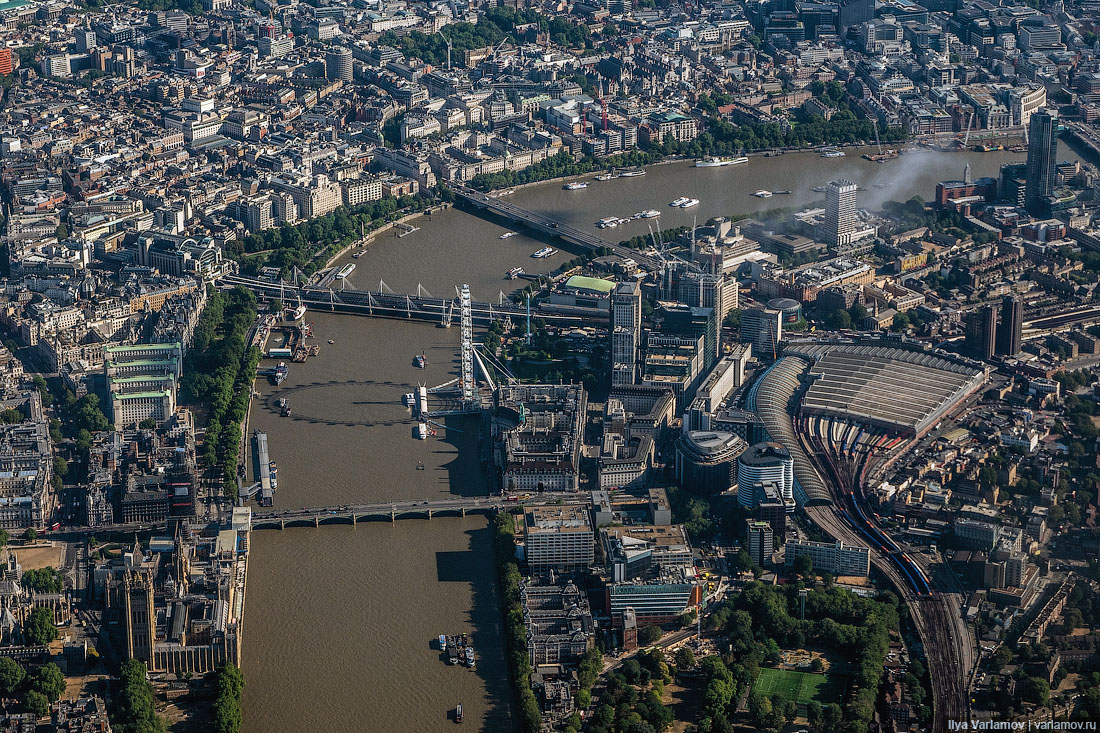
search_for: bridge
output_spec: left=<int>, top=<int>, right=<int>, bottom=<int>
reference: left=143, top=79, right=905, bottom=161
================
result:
left=451, top=185, right=664, bottom=271
left=248, top=495, right=586, bottom=529
left=250, top=497, right=504, bottom=529
left=220, top=274, right=606, bottom=326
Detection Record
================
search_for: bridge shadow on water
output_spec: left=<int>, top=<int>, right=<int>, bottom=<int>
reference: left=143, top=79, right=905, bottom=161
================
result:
left=436, top=526, right=516, bottom=732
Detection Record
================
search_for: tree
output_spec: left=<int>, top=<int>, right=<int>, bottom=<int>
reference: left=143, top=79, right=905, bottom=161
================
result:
left=822, top=703, right=843, bottom=730
left=891, top=312, right=910, bottom=332
left=139, top=417, right=157, bottom=430
left=810, top=657, right=825, bottom=673
left=21, top=567, right=63, bottom=594
left=0, top=657, right=25, bottom=696
left=792, top=553, right=813, bottom=576
left=825, top=309, right=851, bottom=330
left=22, top=529, right=36, bottom=544
left=675, top=646, right=696, bottom=670
left=213, top=664, right=244, bottom=733
left=1020, top=676, right=1049, bottom=706
left=53, top=456, right=67, bottom=479
left=31, top=663, right=64, bottom=702
left=990, top=645, right=1013, bottom=672
left=639, top=625, right=663, bottom=645
left=0, top=530, right=9, bottom=549
left=115, top=660, right=165, bottom=733
left=23, top=607, right=57, bottom=646
left=23, top=690, right=48, bottom=718
left=807, top=700, right=824, bottom=731
left=0, top=408, right=22, bottom=424
left=747, top=690, right=773, bottom=728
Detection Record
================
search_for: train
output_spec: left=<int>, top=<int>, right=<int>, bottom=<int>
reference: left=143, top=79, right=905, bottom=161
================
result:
left=836, top=499, right=932, bottom=596
left=803, top=414, right=931, bottom=597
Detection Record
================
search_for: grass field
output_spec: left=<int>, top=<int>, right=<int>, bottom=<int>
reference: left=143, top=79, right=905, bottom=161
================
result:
left=754, top=668, right=845, bottom=708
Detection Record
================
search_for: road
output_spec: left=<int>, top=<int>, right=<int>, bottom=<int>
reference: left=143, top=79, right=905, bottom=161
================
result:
left=603, top=628, right=698, bottom=673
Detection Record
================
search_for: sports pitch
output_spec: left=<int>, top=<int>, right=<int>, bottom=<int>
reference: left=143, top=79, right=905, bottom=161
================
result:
left=754, top=668, right=846, bottom=706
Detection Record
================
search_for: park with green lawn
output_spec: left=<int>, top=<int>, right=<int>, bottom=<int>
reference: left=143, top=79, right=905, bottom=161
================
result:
left=754, top=667, right=846, bottom=710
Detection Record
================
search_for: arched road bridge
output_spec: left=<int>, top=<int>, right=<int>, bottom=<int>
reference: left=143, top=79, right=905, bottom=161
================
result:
left=251, top=496, right=579, bottom=530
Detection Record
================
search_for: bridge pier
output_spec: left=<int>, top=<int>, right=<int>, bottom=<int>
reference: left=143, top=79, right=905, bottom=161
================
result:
left=427, top=508, right=432, bottom=520
left=279, top=519, right=284, bottom=530
left=461, top=507, right=466, bottom=517
left=313, top=517, right=319, bottom=528
left=352, top=514, right=358, bottom=526
left=390, top=510, right=395, bottom=522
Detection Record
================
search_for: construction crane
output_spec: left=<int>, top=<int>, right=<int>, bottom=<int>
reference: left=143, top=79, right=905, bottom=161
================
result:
left=872, top=118, right=883, bottom=155
left=963, top=111, right=975, bottom=146
left=434, top=30, right=452, bottom=70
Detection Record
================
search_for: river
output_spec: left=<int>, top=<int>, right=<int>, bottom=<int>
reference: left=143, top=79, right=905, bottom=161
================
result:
left=240, top=145, right=1069, bottom=733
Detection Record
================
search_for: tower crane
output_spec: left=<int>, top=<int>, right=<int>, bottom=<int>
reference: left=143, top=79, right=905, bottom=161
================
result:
left=434, top=30, right=452, bottom=70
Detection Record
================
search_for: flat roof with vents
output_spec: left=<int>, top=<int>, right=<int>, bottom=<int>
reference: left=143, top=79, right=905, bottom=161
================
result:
left=786, top=344, right=986, bottom=436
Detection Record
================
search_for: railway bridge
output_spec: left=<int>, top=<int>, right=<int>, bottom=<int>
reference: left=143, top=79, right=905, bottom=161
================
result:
left=219, top=274, right=607, bottom=326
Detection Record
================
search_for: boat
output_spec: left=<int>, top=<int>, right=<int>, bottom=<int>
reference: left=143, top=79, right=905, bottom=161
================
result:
left=334, top=263, right=356, bottom=280
left=596, top=217, right=619, bottom=228
left=669, top=197, right=690, bottom=207
left=863, top=150, right=899, bottom=162
left=619, top=168, right=646, bottom=177
left=403, top=393, right=415, bottom=406
left=281, top=403, right=291, bottom=417
left=594, top=172, right=616, bottom=181
left=414, top=352, right=426, bottom=368
left=328, top=339, right=334, bottom=344
left=774, top=190, right=791, bottom=195
left=506, top=267, right=524, bottom=279
left=456, top=704, right=463, bottom=723
left=465, top=647, right=476, bottom=668
left=532, top=247, right=555, bottom=258
left=695, top=156, right=748, bottom=167
left=273, top=362, right=289, bottom=385
left=269, top=461, right=278, bottom=489
left=873, top=183, right=889, bottom=190
left=290, top=303, right=307, bottom=321
left=439, top=634, right=447, bottom=651
left=821, top=149, right=845, bottom=158
left=680, top=198, right=699, bottom=208
left=752, top=190, right=773, bottom=198
left=499, top=232, right=517, bottom=239
left=812, top=185, right=827, bottom=192
left=276, top=398, right=287, bottom=409
left=563, top=181, right=588, bottom=190
left=635, top=209, right=660, bottom=219
left=418, top=423, right=430, bottom=440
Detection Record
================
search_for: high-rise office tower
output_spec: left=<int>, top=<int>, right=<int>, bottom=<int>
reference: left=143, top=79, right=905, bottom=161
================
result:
left=325, top=46, right=353, bottom=82
left=825, top=179, right=859, bottom=247
left=740, top=307, right=784, bottom=361
left=996, top=295, right=1022, bottom=356
left=611, top=281, right=642, bottom=386
left=964, top=304, right=998, bottom=361
left=1025, top=109, right=1058, bottom=214
left=746, top=521, right=774, bottom=567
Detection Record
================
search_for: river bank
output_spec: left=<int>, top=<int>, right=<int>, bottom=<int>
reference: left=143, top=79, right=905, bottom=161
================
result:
left=321, top=206, right=447, bottom=270
left=237, top=145, right=1071, bottom=733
